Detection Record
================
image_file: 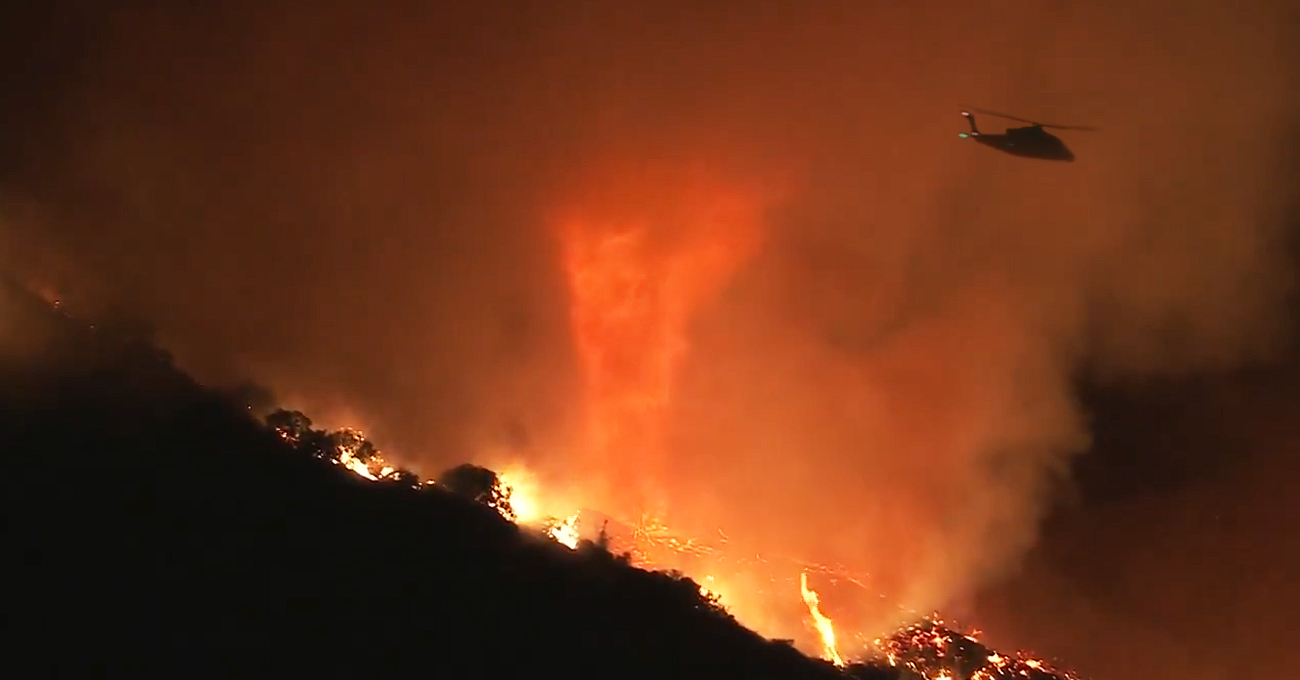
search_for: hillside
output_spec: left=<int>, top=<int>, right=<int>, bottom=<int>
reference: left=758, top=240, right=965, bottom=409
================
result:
left=2, top=276, right=1073, bottom=680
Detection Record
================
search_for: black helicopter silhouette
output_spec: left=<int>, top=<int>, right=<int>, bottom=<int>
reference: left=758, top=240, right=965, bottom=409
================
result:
left=957, top=106, right=1096, bottom=162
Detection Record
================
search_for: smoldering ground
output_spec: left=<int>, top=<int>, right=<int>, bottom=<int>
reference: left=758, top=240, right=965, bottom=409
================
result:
left=2, top=0, right=1297, bottom=646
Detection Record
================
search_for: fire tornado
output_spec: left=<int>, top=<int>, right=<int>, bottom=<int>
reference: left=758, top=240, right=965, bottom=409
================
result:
left=553, top=162, right=767, bottom=517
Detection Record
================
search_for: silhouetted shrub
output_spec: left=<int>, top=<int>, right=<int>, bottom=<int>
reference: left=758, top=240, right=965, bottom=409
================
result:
left=436, top=463, right=516, bottom=521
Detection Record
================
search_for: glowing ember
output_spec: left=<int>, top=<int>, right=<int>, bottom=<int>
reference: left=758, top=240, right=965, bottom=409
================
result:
left=800, top=572, right=845, bottom=667
left=873, top=616, right=1080, bottom=680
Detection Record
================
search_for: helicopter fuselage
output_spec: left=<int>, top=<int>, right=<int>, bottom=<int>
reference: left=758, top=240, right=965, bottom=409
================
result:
left=959, top=111, right=1077, bottom=162
left=973, top=126, right=1075, bottom=162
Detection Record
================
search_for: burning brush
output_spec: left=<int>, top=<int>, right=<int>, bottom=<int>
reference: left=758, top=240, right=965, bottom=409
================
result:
left=865, top=617, right=1081, bottom=680
left=279, top=436, right=1085, bottom=680
left=564, top=510, right=1084, bottom=680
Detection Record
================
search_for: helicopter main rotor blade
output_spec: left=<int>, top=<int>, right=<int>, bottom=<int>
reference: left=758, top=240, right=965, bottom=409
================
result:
left=958, top=105, right=1098, bottom=132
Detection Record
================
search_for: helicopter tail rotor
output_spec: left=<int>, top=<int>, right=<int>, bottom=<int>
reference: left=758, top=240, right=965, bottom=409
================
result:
left=958, top=104, right=1098, bottom=132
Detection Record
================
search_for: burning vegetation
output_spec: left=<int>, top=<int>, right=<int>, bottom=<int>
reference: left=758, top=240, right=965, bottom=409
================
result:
left=2, top=272, right=1094, bottom=679
left=8, top=154, right=1093, bottom=679
left=265, top=405, right=1086, bottom=680
left=871, top=619, right=1081, bottom=680
left=7, top=200, right=1091, bottom=679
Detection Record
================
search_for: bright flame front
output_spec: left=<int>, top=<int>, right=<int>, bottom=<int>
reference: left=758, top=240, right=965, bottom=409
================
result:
left=800, top=572, right=845, bottom=667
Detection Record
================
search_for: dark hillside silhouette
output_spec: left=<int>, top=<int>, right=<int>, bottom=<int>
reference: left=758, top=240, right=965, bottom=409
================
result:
left=3, top=276, right=864, bottom=679
left=4, top=275, right=1080, bottom=680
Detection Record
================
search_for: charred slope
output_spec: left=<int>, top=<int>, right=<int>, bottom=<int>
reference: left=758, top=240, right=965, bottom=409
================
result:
left=2, top=278, right=855, bottom=679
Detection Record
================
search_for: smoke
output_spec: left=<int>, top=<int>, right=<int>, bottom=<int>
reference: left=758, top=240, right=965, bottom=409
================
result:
left=969, top=368, right=1300, bottom=680
left=3, top=0, right=1297, bottom=640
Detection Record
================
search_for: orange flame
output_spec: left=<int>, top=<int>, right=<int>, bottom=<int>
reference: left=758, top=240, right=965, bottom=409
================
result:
left=553, top=162, right=767, bottom=515
left=800, top=572, right=846, bottom=667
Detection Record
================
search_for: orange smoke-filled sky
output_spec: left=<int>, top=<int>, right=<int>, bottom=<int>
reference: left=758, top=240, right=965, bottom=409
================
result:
left=1, top=0, right=1298, bottom=675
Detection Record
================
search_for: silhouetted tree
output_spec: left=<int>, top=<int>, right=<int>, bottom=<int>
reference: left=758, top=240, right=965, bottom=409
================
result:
left=436, top=463, right=515, bottom=521
left=327, top=428, right=378, bottom=464
left=264, top=409, right=337, bottom=460
left=266, top=409, right=314, bottom=445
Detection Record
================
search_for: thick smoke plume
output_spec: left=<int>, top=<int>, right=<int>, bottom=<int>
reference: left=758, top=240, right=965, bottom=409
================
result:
left=2, top=0, right=1297, bottom=640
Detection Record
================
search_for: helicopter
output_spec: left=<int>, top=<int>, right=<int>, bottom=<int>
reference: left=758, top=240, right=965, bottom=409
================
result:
left=957, top=106, right=1096, bottom=162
